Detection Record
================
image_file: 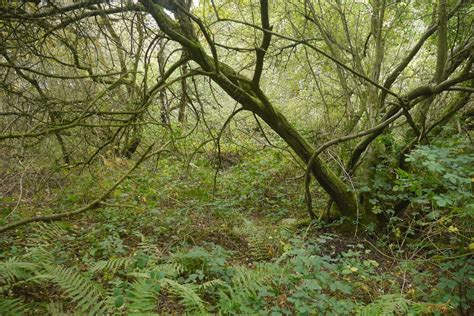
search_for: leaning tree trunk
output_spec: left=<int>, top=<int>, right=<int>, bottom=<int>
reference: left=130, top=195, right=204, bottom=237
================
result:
left=140, top=0, right=366, bottom=223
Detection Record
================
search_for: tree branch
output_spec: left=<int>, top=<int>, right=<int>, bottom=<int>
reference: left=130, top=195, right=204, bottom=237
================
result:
left=253, top=0, right=272, bottom=86
left=380, top=0, right=465, bottom=102
left=305, top=109, right=404, bottom=219
left=0, top=143, right=167, bottom=234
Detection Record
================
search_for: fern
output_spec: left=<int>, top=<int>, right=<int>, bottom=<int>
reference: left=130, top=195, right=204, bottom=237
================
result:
left=0, top=259, right=38, bottom=285
left=198, top=279, right=225, bottom=292
left=125, top=262, right=183, bottom=281
left=238, top=220, right=278, bottom=260
left=232, top=264, right=281, bottom=288
left=92, top=257, right=133, bottom=274
left=25, top=245, right=55, bottom=265
left=29, top=222, right=68, bottom=246
left=217, top=264, right=286, bottom=313
left=360, top=295, right=439, bottom=316
left=410, top=302, right=445, bottom=315
left=0, top=298, right=29, bottom=315
left=41, top=265, right=107, bottom=315
left=161, top=278, right=206, bottom=312
left=44, top=302, right=67, bottom=316
left=44, top=302, right=86, bottom=316
left=136, top=239, right=162, bottom=258
left=125, top=278, right=160, bottom=313
left=358, top=294, right=410, bottom=316
left=216, top=267, right=262, bottom=312
left=156, top=262, right=185, bottom=278
left=120, top=274, right=206, bottom=313
left=170, top=247, right=213, bottom=274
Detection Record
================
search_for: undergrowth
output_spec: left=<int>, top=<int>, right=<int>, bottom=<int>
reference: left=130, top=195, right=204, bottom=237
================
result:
left=1, top=146, right=473, bottom=315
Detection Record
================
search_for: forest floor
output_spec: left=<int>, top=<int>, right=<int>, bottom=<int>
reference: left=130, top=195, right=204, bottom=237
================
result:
left=1, top=148, right=472, bottom=315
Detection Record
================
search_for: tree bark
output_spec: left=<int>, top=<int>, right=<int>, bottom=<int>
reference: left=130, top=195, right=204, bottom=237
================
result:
left=435, top=0, right=448, bottom=84
left=178, top=63, right=188, bottom=123
left=140, top=0, right=360, bottom=219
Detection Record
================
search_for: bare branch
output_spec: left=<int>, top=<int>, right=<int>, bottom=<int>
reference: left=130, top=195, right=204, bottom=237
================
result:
left=253, top=0, right=272, bottom=86
left=0, top=143, right=168, bottom=234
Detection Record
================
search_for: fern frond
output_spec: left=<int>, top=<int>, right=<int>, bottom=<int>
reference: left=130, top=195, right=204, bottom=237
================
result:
left=410, top=302, right=448, bottom=315
left=125, top=262, right=183, bottom=281
left=198, top=279, right=225, bottom=292
left=238, top=220, right=277, bottom=260
left=125, top=278, right=160, bottom=313
left=216, top=276, right=259, bottom=313
left=217, top=263, right=285, bottom=311
left=41, top=265, right=107, bottom=315
left=92, top=257, right=133, bottom=274
left=232, top=265, right=278, bottom=288
left=161, top=278, right=206, bottom=312
left=126, top=271, right=150, bottom=279
left=231, top=267, right=254, bottom=287
left=358, top=294, right=410, bottom=316
left=44, top=302, right=85, bottom=316
left=0, top=259, right=38, bottom=285
left=0, top=298, right=29, bottom=315
left=25, top=245, right=55, bottom=265
left=29, top=222, right=68, bottom=246
left=156, top=262, right=184, bottom=278
left=137, top=240, right=162, bottom=258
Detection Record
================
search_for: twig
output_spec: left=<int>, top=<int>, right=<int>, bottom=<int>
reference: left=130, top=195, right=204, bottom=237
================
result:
left=0, top=143, right=166, bottom=234
left=5, top=163, right=28, bottom=220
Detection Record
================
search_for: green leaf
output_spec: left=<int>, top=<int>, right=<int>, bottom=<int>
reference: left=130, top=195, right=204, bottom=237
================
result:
left=114, top=295, right=124, bottom=308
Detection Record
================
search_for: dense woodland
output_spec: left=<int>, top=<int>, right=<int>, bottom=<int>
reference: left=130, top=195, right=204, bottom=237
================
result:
left=0, top=0, right=473, bottom=314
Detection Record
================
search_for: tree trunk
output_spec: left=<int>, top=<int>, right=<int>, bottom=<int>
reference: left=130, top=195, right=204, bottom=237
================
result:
left=178, top=63, right=188, bottom=123
left=157, top=38, right=170, bottom=126
left=141, top=0, right=366, bottom=222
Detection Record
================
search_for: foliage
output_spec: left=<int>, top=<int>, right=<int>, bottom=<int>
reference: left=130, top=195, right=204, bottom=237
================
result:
left=41, top=265, right=107, bottom=315
left=0, top=298, right=29, bottom=316
left=399, top=142, right=473, bottom=215
left=357, top=294, right=429, bottom=316
left=369, top=139, right=473, bottom=235
left=0, top=142, right=473, bottom=314
left=1, top=0, right=473, bottom=313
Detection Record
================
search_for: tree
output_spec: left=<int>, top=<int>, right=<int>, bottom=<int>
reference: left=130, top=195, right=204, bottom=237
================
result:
left=0, top=0, right=472, bottom=232
left=138, top=0, right=473, bottom=224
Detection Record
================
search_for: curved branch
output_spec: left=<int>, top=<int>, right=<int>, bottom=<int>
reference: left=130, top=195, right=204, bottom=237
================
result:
left=404, top=72, right=474, bottom=101
left=1, top=0, right=107, bottom=19
left=0, top=62, right=126, bottom=80
left=41, top=5, right=145, bottom=39
left=347, top=70, right=474, bottom=173
left=0, top=143, right=166, bottom=234
left=380, top=0, right=465, bottom=103
left=304, top=109, right=404, bottom=219
left=216, top=17, right=400, bottom=100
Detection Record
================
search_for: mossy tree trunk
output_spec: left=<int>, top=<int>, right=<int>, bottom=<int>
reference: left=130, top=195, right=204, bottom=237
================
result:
left=140, top=0, right=363, bottom=221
